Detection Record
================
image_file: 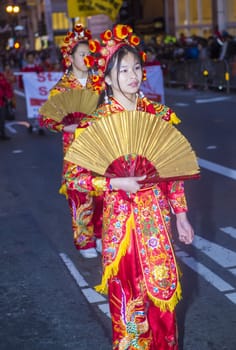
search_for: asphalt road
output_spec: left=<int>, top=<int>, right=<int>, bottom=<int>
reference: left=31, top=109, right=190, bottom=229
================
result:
left=1, top=86, right=236, bottom=350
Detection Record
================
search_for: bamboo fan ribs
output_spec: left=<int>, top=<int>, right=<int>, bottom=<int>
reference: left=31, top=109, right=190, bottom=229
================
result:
left=39, top=89, right=99, bottom=122
left=65, top=111, right=200, bottom=182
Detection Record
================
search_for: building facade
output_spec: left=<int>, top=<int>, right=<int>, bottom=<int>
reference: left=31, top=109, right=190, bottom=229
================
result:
left=1, top=0, right=236, bottom=50
left=44, top=0, right=236, bottom=48
left=165, top=0, right=236, bottom=38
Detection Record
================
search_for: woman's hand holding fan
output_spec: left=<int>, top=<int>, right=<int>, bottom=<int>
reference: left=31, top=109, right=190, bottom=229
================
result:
left=63, top=124, right=78, bottom=133
left=110, top=175, right=146, bottom=193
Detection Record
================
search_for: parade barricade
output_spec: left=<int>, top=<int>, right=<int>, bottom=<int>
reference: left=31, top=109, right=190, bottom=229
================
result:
left=163, top=58, right=236, bottom=92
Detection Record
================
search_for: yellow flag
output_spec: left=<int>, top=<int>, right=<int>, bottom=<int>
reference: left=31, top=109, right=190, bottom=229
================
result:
left=67, top=0, right=123, bottom=22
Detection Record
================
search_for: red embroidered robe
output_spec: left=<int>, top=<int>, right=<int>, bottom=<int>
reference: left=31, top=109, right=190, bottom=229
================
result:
left=41, top=71, right=102, bottom=249
left=66, top=96, right=188, bottom=349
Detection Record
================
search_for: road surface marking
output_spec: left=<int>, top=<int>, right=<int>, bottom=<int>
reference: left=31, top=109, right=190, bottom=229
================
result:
left=14, top=89, right=25, bottom=97
left=59, top=252, right=88, bottom=287
left=174, top=103, right=189, bottom=106
left=59, top=253, right=107, bottom=308
left=61, top=246, right=236, bottom=313
left=229, top=268, right=236, bottom=276
left=12, top=149, right=23, bottom=154
left=98, top=303, right=111, bottom=318
left=192, top=234, right=236, bottom=269
left=198, top=158, right=236, bottom=180
left=220, top=226, right=236, bottom=239
left=81, top=288, right=106, bottom=303
left=6, top=121, right=31, bottom=134
left=176, top=254, right=234, bottom=293
left=206, top=145, right=217, bottom=149
left=5, top=123, right=17, bottom=134
left=195, top=96, right=230, bottom=103
left=224, top=292, right=236, bottom=303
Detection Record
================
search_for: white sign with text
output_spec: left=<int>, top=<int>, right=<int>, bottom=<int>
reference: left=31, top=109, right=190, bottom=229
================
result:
left=22, top=72, right=62, bottom=119
left=141, top=65, right=165, bottom=104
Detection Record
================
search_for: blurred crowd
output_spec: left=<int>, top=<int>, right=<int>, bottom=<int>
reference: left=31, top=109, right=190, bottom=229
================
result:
left=0, top=46, right=63, bottom=72
left=0, top=46, right=63, bottom=140
left=142, top=28, right=236, bottom=64
left=1, top=27, right=236, bottom=74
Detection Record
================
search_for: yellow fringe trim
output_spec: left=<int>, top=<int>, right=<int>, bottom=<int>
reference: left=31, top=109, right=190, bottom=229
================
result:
left=94, top=213, right=135, bottom=294
left=170, top=112, right=181, bottom=125
left=59, top=184, right=99, bottom=199
left=147, top=280, right=182, bottom=312
left=58, top=184, right=68, bottom=199
left=92, top=177, right=107, bottom=192
left=49, top=89, right=61, bottom=98
left=75, top=127, right=86, bottom=139
left=95, top=211, right=182, bottom=312
left=90, top=190, right=103, bottom=196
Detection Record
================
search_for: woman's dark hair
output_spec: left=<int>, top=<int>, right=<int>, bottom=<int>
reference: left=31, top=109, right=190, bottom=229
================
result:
left=98, top=44, right=143, bottom=106
left=26, top=50, right=36, bottom=58
left=71, top=40, right=88, bottom=56
left=67, top=40, right=89, bottom=72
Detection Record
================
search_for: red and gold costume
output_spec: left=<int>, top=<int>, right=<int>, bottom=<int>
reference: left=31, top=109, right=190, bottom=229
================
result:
left=0, top=72, right=13, bottom=138
left=42, top=72, right=103, bottom=249
left=41, top=25, right=102, bottom=250
left=65, top=96, right=187, bottom=349
left=0, top=73, right=13, bottom=108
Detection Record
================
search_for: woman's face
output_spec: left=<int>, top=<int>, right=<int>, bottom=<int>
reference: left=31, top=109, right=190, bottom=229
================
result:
left=70, top=43, right=89, bottom=72
left=105, top=51, right=143, bottom=100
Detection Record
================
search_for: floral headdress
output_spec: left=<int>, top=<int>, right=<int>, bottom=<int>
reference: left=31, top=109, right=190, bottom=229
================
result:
left=61, top=24, right=92, bottom=69
left=84, top=24, right=146, bottom=92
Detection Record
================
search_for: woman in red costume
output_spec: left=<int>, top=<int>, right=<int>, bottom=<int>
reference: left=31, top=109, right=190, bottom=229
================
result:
left=65, top=24, right=194, bottom=349
left=0, top=71, right=13, bottom=140
left=41, top=24, right=102, bottom=258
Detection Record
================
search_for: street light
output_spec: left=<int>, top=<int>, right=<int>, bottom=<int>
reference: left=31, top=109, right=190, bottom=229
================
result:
left=6, top=5, right=20, bottom=14
left=5, top=4, right=21, bottom=48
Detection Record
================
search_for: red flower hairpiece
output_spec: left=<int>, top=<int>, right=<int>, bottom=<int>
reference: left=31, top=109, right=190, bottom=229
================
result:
left=85, top=24, right=146, bottom=91
left=61, top=24, right=92, bottom=70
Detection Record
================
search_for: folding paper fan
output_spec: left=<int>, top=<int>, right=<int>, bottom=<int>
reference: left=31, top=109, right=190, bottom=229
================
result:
left=65, top=111, right=200, bottom=184
left=39, top=89, right=99, bottom=124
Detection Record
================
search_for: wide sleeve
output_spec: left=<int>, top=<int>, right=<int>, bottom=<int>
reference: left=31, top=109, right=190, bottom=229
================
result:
left=166, top=180, right=188, bottom=214
left=145, top=99, right=181, bottom=125
left=65, top=164, right=111, bottom=193
left=41, top=117, right=64, bottom=132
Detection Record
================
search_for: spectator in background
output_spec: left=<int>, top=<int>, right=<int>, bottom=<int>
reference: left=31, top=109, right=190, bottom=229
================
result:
left=3, top=63, right=17, bottom=112
left=179, top=32, right=187, bottom=46
left=3, top=63, right=16, bottom=86
left=141, top=45, right=164, bottom=103
left=207, top=36, right=222, bottom=59
left=213, top=25, right=224, bottom=44
left=19, top=50, right=45, bottom=134
left=144, top=45, right=161, bottom=66
left=185, top=38, right=199, bottom=60
left=52, top=61, right=62, bottom=72
left=42, top=56, right=55, bottom=71
left=0, top=71, right=13, bottom=140
left=19, top=51, right=44, bottom=89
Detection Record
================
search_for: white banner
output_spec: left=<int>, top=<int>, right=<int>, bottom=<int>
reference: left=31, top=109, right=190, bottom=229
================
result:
left=141, top=65, right=165, bottom=104
left=22, top=72, right=62, bottom=119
